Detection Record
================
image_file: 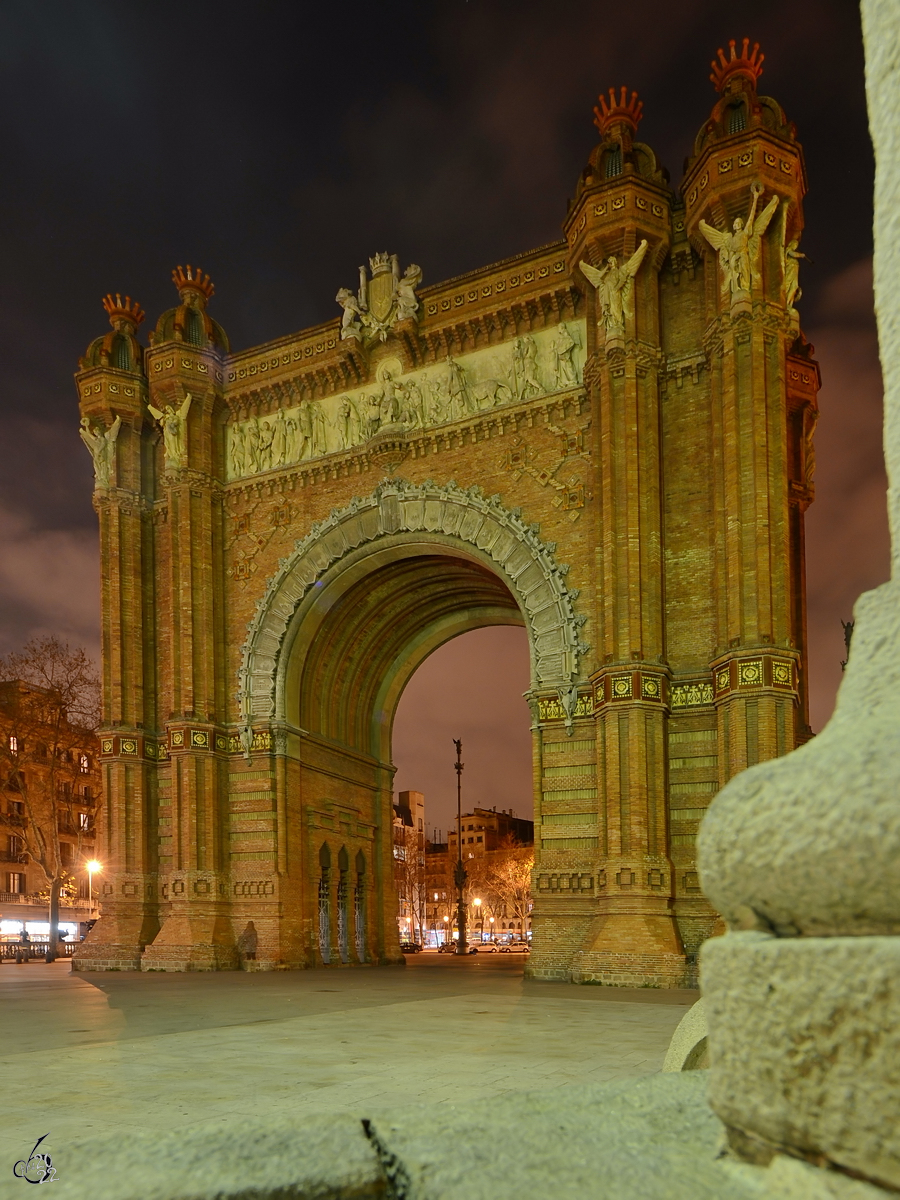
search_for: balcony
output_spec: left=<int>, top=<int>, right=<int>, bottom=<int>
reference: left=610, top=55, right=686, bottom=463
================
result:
left=0, top=852, right=28, bottom=864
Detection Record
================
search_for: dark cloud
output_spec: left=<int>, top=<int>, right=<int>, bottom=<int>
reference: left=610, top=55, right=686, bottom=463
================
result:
left=0, top=1, right=882, bottom=820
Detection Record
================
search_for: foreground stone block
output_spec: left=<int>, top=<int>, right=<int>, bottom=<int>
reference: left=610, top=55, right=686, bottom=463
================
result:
left=702, top=932, right=900, bottom=1191
left=0, top=1113, right=385, bottom=1200
left=368, top=1074, right=736, bottom=1199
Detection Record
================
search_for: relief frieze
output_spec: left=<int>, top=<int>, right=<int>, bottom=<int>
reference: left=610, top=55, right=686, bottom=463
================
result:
left=226, top=320, right=586, bottom=482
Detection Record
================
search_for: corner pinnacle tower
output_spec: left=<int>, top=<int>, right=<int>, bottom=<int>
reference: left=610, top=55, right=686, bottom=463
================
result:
left=75, top=40, right=818, bottom=985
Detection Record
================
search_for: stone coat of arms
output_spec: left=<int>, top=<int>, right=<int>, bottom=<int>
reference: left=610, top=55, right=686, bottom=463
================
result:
left=336, top=253, right=422, bottom=344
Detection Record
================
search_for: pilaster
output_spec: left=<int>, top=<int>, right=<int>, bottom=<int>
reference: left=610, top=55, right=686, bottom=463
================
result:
left=74, top=364, right=160, bottom=970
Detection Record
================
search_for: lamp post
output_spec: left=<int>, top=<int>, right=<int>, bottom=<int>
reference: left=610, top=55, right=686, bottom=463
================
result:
left=86, top=860, right=101, bottom=914
left=452, top=738, right=467, bottom=955
left=474, top=897, right=482, bottom=942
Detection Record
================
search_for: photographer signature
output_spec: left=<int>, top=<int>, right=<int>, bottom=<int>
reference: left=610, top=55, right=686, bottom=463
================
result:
left=13, top=1135, right=56, bottom=1184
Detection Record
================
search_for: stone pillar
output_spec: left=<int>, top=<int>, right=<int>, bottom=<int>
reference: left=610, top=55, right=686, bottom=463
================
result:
left=74, top=357, right=160, bottom=970
left=140, top=348, right=236, bottom=970
left=560, top=95, right=684, bottom=985
left=698, top=5, right=900, bottom=1189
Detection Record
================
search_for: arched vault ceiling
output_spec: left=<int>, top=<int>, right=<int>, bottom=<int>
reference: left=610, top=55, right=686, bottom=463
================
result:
left=240, top=481, right=589, bottom=749
left=299, top=554, right=521, bottom=754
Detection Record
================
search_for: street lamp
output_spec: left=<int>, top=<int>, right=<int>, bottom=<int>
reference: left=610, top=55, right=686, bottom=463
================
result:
left=452, top=738, right=467, bottom=955
left=85, top=860, right=101, bottom=913
left=473, top=897, right=482, bottom=941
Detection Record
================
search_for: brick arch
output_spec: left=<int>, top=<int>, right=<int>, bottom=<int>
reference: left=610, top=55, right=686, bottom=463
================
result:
left=238, top=478, right=588, bottom=733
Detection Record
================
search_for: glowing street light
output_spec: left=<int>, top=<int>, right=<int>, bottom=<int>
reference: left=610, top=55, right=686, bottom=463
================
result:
left=86, top=860, right=101, bottom=912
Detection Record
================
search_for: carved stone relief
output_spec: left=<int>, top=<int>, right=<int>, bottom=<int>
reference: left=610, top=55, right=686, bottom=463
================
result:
left=226, top=320, right=587, bottom=482
left=238, top=479, right=589, bottom=725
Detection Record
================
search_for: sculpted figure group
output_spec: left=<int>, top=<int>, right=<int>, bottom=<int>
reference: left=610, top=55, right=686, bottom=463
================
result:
left=227, top=324, right=584, bottom=480
left=336, top=259, right=423, bottom=344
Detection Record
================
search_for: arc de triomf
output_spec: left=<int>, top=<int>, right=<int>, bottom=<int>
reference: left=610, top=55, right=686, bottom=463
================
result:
left=75, top=41, right=819, bottom=986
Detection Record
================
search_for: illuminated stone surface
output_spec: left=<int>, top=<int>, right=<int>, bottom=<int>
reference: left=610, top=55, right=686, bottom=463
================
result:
left=75, top=48, right=816, bottom=986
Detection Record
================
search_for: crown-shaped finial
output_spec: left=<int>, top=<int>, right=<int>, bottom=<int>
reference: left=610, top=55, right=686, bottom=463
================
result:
left=593, top=87, right=643, bottom=137
left=171, top=264, right=215, bottom=300
left=101, top=293, right=145, bottom=328
left=368, top=252, right=392, bottom=276
left=710, top=38, right=764, bottom=92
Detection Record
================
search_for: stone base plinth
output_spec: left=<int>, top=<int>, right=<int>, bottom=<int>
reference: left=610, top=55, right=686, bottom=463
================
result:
left=71, top=908, right=159, bottom=972
left=72, top=947, right=145, bottom=972
left=140, top=911, right=239, bottom=972
left=702, top=931, right=900, bottom=1192
left=569, top=949, right=688, bottom=988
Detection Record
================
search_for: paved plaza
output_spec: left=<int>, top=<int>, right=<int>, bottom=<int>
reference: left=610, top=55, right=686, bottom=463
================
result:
left=0, top=954, right=696, bottom=1168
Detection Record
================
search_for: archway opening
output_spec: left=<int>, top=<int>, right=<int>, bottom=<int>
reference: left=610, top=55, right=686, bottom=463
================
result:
left=392, top=626, right=533, bottom=950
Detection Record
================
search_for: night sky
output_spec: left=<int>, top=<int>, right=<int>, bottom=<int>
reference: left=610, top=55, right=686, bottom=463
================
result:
left=0, top=2, right=884, bottom=835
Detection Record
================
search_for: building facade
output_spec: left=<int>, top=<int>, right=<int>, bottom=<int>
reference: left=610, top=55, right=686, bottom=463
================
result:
left=447, top=808, right=534, bottom=861
left=75, top=42, right=817, bottom=985
left=393, top=790, right=426, bottom=943
left=0, top=681, right=102, bottom=940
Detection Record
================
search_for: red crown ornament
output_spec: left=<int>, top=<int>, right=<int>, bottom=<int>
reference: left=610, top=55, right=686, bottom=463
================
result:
left=101, top=293, right=145, bottom=327
left=710, top=38, right=764, bottom=92
left=172, top=264, right=215, bottom=300
left=593, top=87, right=643, bottom=137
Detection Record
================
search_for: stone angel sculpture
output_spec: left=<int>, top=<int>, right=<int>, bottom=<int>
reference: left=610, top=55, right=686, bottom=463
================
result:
left=148, top=393, right=192, bottom=469
left=782, top=237, right=807, bottom=311
left=79, top=415, right=121, bottom=489
left=580, top=240, right=649, bottom=338
left=699, top=183, right=779, bottom=301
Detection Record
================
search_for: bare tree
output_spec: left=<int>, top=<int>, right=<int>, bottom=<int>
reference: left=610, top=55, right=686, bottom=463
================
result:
left=469, top=835, right=534, bottom=940
left=394, top=823, right=427, bottom=943
left=0, top=637, right=101, bottom=961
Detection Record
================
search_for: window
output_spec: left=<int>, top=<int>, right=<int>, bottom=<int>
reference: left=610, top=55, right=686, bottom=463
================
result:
left=476, top=836, right=483, bottom=843
left=78, top=812, right=92, bottom=831
left=60, top=843, right=74, bottom=867
left=58, top=782, right=72, bottom=801
left=79, top=754, right=90, bottom=774
left=727, top=104, right=746, bottom=134
left=82, top=786, right=92, bottom=802
left=9, top=801, right=23, bottom=817
left=467, top=825, right=474, bottom=831
left=8, top=735, right=18, bottom=754
left=7, top=835, right=22, bottom=857
left=5, top=872, right=25, bottom=894
left=604, top=146, right=622, bottom=178
left=35, top=742, right=47, bottom=760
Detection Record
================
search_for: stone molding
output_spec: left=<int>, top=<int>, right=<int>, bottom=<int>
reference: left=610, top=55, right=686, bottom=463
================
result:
left=238, top=478, right=589, bottom=725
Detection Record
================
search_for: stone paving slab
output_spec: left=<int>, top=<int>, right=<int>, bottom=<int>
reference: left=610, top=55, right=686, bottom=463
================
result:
left=0, top=959, right=695, bottom=1166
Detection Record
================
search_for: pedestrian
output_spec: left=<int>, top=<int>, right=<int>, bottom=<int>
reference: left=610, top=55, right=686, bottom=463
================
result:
left=16, top=929, right=30, bottom=964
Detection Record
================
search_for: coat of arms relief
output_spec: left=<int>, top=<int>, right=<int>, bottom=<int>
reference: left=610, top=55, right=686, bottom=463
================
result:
left=336, top=252, right=423, bottom=344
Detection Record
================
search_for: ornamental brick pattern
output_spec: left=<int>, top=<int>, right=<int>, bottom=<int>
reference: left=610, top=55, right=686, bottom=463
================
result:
left=74, top=46, right=817, bottom=986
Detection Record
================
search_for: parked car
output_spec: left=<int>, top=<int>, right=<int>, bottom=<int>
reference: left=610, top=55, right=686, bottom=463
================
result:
left=475, top=941, right=499, bottom=952
left=438, top=941, right=458, bottom=954
left=500, top=941, right=530, bottom=952
left=399, top=941, right=423, bottom=953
